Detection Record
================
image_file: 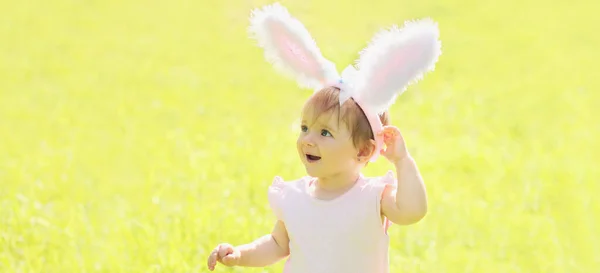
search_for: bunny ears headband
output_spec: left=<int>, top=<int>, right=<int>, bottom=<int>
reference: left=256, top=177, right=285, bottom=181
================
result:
left=248, top=3, right=442, bottom=162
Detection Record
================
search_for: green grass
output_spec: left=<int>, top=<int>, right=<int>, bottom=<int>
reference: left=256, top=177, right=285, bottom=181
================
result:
left=1, top=0, right=599, bottom=272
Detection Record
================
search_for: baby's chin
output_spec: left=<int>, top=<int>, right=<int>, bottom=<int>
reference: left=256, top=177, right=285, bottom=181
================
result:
left=303, top=165, right=344, bottom=178
left=303, top=164, right=323, bottom=177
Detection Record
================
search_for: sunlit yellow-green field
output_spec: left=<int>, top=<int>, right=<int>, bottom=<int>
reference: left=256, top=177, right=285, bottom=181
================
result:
left=2, top=0, right=599, bottom=272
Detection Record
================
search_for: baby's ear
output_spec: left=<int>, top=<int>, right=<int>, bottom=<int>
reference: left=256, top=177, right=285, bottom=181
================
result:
left=357, top=139, right=377, bottom=162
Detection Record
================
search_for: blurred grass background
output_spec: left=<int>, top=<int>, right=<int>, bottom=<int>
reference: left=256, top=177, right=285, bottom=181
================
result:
left=1, top=0, right=599, bottom=272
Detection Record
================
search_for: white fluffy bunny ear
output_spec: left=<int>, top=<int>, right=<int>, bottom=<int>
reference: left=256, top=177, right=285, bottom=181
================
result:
left=353, top=18, right=442, bottom=114
left=248, top=3, right=339, bottom=90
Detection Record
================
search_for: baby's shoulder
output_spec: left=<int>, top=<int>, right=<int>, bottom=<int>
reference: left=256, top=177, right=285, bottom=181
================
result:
left=360, top=170, right=397, bottom=191
left=269, top=175, right=311, bottom=193
left=267, top=175, right=311, bottom=217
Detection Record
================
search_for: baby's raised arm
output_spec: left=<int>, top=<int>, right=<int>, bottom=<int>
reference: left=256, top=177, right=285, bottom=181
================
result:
left=207, top=220, right=290, bottom=271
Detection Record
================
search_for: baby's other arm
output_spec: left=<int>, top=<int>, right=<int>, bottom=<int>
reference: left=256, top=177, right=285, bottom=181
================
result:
left=238, top=220, right=290, bottom=266
left=381, top=155, right=428, bottom=225
left=378, top=126, right=428, bottom=226
left=207, top=220, right=290, bottom=270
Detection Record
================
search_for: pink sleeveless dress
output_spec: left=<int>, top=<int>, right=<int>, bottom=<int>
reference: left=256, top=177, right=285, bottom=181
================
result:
left=268, top=171, right=396, bottom=273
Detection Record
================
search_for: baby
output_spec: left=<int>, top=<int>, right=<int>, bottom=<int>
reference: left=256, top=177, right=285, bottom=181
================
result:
left=207, top=3, right=441, bottom=272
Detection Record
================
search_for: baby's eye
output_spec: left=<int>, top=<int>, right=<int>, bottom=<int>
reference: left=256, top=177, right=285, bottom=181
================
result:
left=301, top=125, right=308, bottom=132
left=321, top=129, right=332, bottom=137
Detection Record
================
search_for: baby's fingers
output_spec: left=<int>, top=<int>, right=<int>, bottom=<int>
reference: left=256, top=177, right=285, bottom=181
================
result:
left=207, top=248, right=219, bottom=271
left=207, top=244, right=234, bottom=271
left=382, top=126, right=402, bottom=137
left=217, top=244, right=234, bottom=261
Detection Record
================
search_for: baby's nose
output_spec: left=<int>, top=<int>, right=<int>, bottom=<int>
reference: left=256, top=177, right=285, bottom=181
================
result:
left=302, top=137, right=316, bottom=147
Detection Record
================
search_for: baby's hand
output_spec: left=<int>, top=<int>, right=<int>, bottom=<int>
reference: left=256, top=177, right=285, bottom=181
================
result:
left=378, top=125, right=409, bottom=163
left=207, top=243, right=241, bottom=271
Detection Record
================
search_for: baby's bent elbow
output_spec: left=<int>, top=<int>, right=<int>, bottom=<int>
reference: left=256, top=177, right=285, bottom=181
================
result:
left=395, top=213, right=425, bottom=225
left=270, top=235, right=290, bottom=258
left=390, top=205, right=427, bottom=225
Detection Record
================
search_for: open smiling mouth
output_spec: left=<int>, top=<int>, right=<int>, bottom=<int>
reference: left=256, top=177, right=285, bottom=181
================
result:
left=305, top=154, right=321, bottom=162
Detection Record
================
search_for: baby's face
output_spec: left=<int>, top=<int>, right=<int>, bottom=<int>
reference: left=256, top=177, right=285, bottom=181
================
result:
left=297, top=107, right=360, bottom=178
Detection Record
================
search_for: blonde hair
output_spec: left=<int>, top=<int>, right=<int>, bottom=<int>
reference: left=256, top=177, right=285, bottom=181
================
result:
left=303, top=86, right=390, bottom=151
